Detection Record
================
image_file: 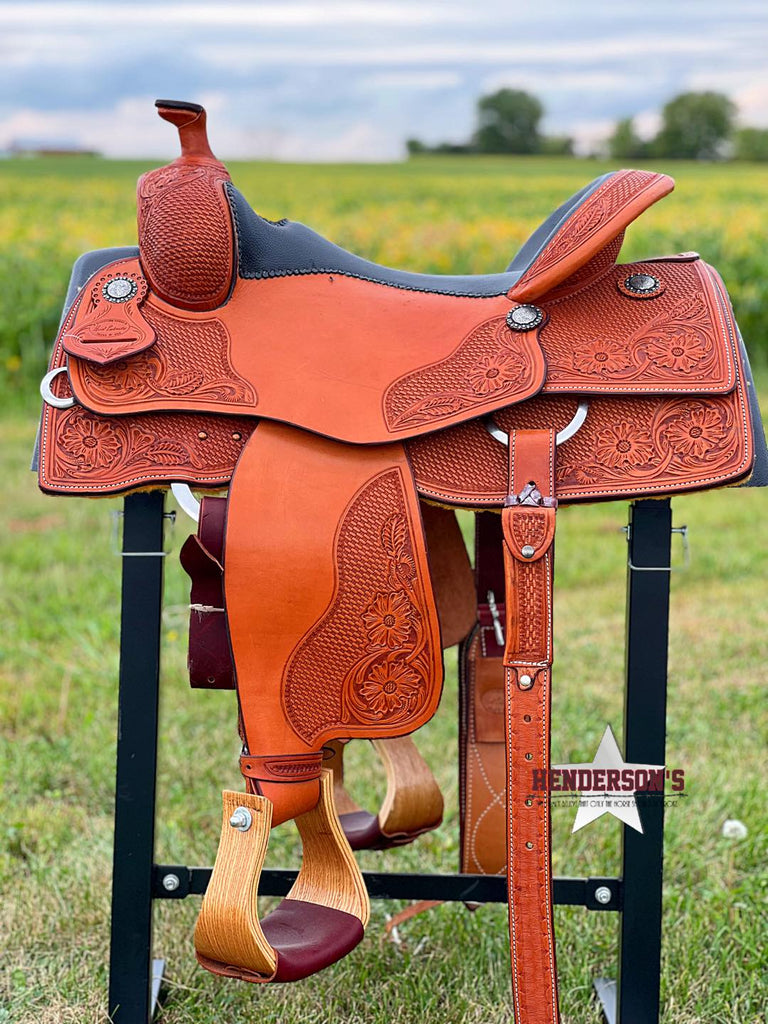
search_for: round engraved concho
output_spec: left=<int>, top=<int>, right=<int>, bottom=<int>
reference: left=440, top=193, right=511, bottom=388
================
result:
left=506, top=304, right=544, bottom=331
left=619, top=273, right=663, bottom=299
left=102, top=277, right=138, bottom=303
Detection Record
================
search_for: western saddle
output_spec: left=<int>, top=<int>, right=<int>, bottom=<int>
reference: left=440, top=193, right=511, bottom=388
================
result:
left=37, top=100, right=765, bottom=1022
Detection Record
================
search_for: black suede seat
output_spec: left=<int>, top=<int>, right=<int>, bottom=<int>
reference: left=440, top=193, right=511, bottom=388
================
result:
left=227, top=173, right=614, bottom=297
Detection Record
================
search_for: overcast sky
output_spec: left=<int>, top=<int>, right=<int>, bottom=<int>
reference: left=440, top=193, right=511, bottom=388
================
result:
left=3, top=0, right=768, bottom=159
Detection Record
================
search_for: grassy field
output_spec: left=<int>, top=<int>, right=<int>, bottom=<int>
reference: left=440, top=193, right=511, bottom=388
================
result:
left=2, top=154, right=768, bottom=401
left=1, top=155, right=767, bottom=1023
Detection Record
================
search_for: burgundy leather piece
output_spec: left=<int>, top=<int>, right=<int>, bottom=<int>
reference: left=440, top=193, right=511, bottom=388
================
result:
left=475, top=510, right=505, bottom=600
left=196, top=900, right=366, bottom=984
left=339, top=810, right=386, bottom=850
left=262, top=900, right=365, bottom=983
left=339, top=808, right=429, bottom=851
left=180, top=496, right=233, bottom=689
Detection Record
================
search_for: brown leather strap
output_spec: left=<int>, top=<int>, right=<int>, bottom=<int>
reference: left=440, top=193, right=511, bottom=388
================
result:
left=459, top=512, right=508, bottom=876
left=239, top=752, right=324, bottom=787
left=384, top=900, right=443, bottom=937
left=502, top=429, right=559, bottom=1024
left=459, top=628, right=507, bottom=876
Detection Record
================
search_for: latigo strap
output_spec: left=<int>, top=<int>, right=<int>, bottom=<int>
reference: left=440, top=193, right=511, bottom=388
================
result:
left=502, top=430, right=559, bottom=1024
left=459, top=512, right=507, bottom=877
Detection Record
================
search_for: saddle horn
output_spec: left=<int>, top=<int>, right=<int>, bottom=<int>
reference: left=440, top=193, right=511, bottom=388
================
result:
left=154, top=100, right=219, bottom=162
left=136, top=100, right=235, bottom=312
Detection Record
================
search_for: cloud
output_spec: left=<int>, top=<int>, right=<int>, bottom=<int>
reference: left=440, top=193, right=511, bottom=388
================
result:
left=733, top=82, right=768, bottom=127
left=1, top=0, right=766, bottom=160
left=359, top=71, right=462, bottom=91
left=194, top=35, right=728, bottom=70
left=0, top=1, right=473, bottom=28
left=0, top=96, right=399, bottom=160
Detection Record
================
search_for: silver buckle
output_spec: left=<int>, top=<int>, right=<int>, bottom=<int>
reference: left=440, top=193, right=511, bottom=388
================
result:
left=486, top=589, right=505, bottom=647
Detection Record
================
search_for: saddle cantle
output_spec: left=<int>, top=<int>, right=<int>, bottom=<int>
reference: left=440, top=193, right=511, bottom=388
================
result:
left=37, top=100, right=765, bottom=1020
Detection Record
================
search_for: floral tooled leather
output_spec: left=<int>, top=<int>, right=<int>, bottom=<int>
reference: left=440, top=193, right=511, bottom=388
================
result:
left=283, top=467, right=440, bottom=742
left=223, top=422, right=442, bottom=827
left=409, top=389, right=752, bottom=507
left=71, top=304, right=256, bottom=409
left=383, top=316, right=546, bottom=432
left=510, top=169, right=674, bottom=302
left=540, top=260, right=735, bottom=393
left=41, top=404, right=250, bottom=492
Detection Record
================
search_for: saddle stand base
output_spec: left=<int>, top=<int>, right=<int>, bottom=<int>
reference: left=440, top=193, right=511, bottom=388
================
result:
left=107, top=492, right=669, bottom=1024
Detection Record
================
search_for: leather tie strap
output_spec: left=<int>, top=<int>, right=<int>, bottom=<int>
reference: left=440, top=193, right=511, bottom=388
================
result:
left=502, top=429, right=560, bottom=1024
left=240, top=752, right=324, bottom=788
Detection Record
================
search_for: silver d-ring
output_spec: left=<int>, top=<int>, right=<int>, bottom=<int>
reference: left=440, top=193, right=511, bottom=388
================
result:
left=171, top=483, right=201, bottom=523
left=40, top=366, right=76, bottom=409
left=485, top=399, right=589, bottom=447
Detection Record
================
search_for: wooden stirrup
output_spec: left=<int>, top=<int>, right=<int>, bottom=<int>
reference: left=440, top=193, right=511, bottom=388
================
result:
left=194, top=769, right=369, bottom=983
left=328, top=735, right=443, bottom=849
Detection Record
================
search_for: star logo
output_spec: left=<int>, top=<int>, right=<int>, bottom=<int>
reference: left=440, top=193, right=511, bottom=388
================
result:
left=552, top=725, right=664, bottom=834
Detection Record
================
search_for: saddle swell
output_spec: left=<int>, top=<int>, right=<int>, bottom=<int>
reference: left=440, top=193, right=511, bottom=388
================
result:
left=37, top=100, right=765, bottom=1017
left=137, top=101, right=234, bottom=312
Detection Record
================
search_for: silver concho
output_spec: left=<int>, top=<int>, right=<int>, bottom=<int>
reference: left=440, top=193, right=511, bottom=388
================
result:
left=624, top=273, right=660, bottom=294
left=506, top=304, right=544, bottom=331
left=102, top=277, right=138, bottom=303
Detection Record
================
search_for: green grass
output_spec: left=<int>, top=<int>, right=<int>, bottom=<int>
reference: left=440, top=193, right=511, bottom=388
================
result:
left=1, top=153, right=766, bottom=1021
left=2, top=154, right=768, bottom=405
left=1, top=410, right=766, bottom=1023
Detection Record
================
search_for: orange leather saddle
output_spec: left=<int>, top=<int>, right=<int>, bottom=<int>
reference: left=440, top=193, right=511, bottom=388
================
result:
left=37, top=100, right=766, bottom=1017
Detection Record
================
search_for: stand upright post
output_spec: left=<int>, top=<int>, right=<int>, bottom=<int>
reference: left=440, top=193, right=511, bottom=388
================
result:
left=597, top=498, right=671, bottom=1024
left=108, top=492, right=166, bottom=1024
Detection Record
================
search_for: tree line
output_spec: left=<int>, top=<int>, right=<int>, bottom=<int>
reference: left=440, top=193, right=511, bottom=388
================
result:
left=407, top=88, right=768, bottom=161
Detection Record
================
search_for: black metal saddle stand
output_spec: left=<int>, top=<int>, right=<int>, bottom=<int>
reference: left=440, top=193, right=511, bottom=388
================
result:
left=109, top=492, right=672, bottom=1024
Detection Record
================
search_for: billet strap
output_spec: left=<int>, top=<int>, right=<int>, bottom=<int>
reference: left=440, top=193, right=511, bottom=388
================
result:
left=195, top=770, right=370, bottom=983
left=458, top=511, right=507, bottom=877
left=179, top=496, right=233, bottom=689
left=459, top=626, right=507, bottom=877
left=420, top=502, right=476, bottom=648
left=502, top=429, right=559, bottom=1024
left=326, top=736, right=443, bottom=850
